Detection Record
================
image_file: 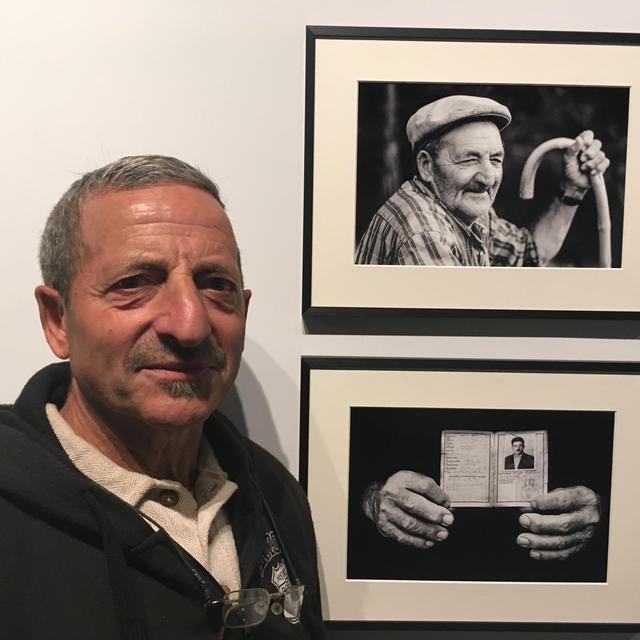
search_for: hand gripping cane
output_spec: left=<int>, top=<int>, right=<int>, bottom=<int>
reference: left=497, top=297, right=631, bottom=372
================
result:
left=519, top=137, right=611, bottom=268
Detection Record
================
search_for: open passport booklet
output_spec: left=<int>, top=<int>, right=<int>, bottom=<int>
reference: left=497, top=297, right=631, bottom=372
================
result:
left=440, top=430, right=548, bottom=507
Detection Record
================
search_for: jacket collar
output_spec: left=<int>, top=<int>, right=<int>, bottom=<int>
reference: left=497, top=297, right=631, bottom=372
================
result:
left=3, top=362, right=269, bottom=591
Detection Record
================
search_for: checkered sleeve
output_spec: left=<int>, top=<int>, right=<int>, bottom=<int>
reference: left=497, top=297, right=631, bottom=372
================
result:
left=355, top=214, right=400, bottom=264
left=489, top=212, right=540, bottom=267
left=397, top=231, right=464, bottom=266
left=356, top=180, right=470, bottom=266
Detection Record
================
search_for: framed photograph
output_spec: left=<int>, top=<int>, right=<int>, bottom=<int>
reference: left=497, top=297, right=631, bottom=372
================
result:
left=300, top=357, right=640, bottom=628
left=303, top=27, right=640, bottom=323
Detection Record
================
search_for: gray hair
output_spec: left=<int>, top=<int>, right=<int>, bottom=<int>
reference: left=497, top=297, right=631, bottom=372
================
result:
left=39, top=155, right=232, bottom=304
left=415, top=137, right=443, bottom=162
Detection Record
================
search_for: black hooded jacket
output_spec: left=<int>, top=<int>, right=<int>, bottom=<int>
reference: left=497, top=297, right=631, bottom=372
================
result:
left=0, top=363, right=326, bottom=639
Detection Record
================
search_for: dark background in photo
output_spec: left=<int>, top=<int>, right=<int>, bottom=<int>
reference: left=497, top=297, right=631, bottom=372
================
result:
left=347, top=407, right=614, bottom=582
left=355, top=83, right=629, bottom=267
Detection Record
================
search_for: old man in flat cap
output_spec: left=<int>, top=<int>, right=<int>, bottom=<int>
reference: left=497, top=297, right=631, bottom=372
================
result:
left=355, top=95, right=610, bottom=266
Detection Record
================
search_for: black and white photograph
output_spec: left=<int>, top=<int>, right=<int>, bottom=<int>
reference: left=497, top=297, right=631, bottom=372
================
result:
left=347, top=407, right=612, bottom=583
left=502, top=432, right=537, bottom=471
left=354, top=83, right=627, bottom=269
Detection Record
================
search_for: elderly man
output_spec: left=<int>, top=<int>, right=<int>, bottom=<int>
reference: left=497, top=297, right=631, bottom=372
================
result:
left=0, top=156, right=325, bottom=639
left=355, top=94, right=610, bottom=266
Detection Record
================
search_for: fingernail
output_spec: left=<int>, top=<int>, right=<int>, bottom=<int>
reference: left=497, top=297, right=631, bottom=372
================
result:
left=517, top=535, right=530, bottom=547
left=520, top=515, right=531, bottom=528
left=424, top=540, right=434, bottom=548
left=436, top=530, right=449, bottom=541
left=530, top=551, right=541, bottom=560
left=591, top=169, right=597, bottom=175
left=442, top=513, right=454, bottom=526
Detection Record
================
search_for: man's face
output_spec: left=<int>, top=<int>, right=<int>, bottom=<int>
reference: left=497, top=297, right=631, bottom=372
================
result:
left=512, top=440, right=524, bottom=455
left=417, top=120, right=504, bottom=223
left=49, top=184, right=250, bottom=430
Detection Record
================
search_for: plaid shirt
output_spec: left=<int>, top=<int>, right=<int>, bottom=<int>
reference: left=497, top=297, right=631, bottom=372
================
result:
left=355, top=178, right=539, bottom=267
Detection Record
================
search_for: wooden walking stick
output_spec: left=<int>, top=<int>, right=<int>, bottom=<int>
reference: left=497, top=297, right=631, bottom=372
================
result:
left=519, top=137, right=611, bottom=268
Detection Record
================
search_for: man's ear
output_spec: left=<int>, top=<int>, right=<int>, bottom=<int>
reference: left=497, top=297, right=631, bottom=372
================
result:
left=242, top=288, right=252, bottom=320
left=416, top=149, right=434, bottom=184
left=34, top=285, right=70, bottom=359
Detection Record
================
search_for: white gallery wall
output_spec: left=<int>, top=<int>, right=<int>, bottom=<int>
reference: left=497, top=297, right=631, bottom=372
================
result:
left=4, top=4, right=640, bottom=639
left=2, top=0, right=640, bottom=477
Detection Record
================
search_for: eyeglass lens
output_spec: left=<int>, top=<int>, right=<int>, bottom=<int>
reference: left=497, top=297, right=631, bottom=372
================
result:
left=222, top=585, right=305, bottom=628
left=283, top=585, right=304, bottom=622
left=223, top=589, right=269, bottom=628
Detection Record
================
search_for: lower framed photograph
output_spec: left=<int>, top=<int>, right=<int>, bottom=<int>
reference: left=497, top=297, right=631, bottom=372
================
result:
left=299, top=357, right=640, bottom=629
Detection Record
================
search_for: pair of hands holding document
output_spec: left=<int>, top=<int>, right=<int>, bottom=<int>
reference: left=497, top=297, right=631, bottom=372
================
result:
left=361, top=430, right=600, bottom=561
left=362, top=471, right=600, bottom=561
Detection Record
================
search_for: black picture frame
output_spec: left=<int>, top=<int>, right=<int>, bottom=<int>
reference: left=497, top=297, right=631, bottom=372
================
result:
left=302, top=27, right=640, bottom=336
left=300, top=356, right=640, bottom=630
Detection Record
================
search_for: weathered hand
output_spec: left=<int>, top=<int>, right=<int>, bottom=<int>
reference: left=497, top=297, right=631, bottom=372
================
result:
left=362, top=470, right=453, bottom=549
left=517, top=486, right=601, bottom=560
left=562, top=130, right=610, bottom=198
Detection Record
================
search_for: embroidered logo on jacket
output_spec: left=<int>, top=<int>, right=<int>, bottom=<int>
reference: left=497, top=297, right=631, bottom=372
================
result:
left=258, top=530, right=280, bottom=578
left=258, top=530, right=292, bottom=593
left=271, top=560, right=291, bottom=593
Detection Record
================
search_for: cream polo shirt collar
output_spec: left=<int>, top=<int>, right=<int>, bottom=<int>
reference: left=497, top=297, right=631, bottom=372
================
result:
left=45, top=403, right=241, bottom=592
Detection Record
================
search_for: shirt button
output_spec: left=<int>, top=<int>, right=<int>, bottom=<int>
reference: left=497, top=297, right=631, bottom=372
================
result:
left=159, top=489, right=179, bottom=507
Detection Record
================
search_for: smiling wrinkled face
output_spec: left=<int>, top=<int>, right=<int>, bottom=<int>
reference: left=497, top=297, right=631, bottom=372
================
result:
left=417, top=120, right=504, bottom=223
left=54, top=184, right=250, bottom=430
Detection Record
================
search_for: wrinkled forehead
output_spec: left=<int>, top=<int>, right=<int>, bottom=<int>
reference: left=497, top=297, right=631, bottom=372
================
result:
left=78, top=185, right=235, bottom=246
left=75, top=184, right=243, bottom=278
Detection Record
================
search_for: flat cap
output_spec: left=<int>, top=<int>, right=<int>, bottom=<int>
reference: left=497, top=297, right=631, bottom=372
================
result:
left=406, top=95, right=511, bottom=151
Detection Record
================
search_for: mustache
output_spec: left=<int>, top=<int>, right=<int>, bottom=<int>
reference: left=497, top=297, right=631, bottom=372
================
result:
left=465, top=183, right=494, bottom=194
left=124, top=339, right=227, bottom=373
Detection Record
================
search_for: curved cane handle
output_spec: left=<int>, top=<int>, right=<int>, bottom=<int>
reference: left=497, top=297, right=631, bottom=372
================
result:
left=519, top=137, right=611, bottom=268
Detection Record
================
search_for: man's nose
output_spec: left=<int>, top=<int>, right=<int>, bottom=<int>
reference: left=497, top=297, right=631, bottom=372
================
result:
left=474, top=158, right=498, bottom=186
left=152, top=278, right=212, bottom=347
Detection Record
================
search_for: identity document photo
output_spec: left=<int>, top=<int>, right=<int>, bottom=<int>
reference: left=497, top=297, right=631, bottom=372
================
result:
left=441, top=429, right=548, bottom=507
